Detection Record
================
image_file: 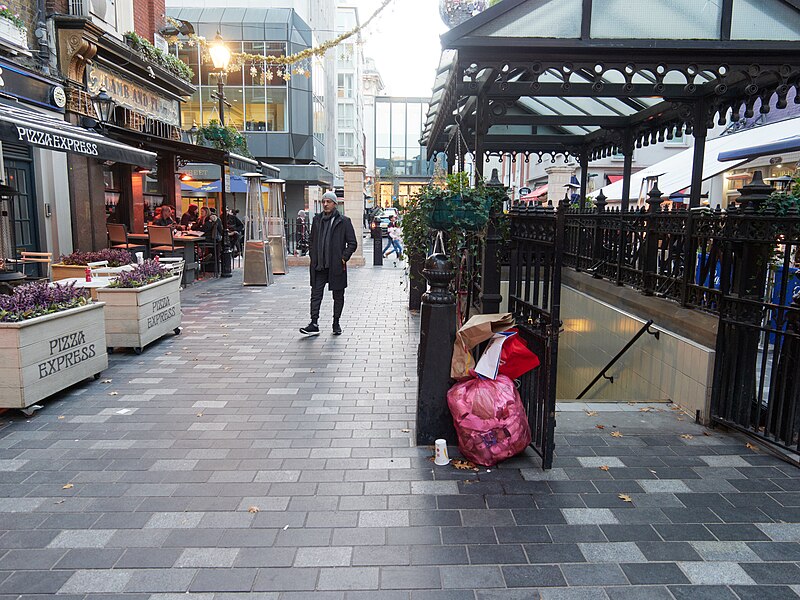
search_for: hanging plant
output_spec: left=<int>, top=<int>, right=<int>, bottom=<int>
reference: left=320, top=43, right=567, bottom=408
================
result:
left=196, top=119, right=252, bottom=157
left=124, top=32, right=194, bottom=82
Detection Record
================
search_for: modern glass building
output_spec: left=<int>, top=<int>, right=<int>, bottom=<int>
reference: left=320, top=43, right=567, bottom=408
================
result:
left=167, top=6, right=334, bottom=215
left=374, top=96, right=436, bottom=207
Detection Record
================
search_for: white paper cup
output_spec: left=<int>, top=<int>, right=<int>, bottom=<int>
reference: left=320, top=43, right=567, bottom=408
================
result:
left=434, top=439, right=450, bottom=466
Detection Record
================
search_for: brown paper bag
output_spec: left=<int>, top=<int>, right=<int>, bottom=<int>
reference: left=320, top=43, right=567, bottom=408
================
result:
left=450, top=313, right=515, bottom=379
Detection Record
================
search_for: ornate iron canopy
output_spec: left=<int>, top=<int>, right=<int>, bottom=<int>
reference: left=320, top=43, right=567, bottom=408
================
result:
left=423, top=0, right=800, bottom=164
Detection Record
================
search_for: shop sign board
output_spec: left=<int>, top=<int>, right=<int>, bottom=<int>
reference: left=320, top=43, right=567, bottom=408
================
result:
left=87, top=64, right=181, bottom=126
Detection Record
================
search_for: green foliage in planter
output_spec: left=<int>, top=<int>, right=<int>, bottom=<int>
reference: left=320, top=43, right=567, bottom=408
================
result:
left=762, top=191, right=800, bottom=215
left=0, top=5, right=25, bottom=30
left=124, top=32, right=194, bottom=82
left=196, top=119, right=252, bottom=157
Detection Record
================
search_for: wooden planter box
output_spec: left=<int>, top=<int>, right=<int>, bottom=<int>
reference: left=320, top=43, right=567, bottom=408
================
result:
left=96, top=275, right=182, bottom=354
left=51, top=264, right=90, bottom=281
left=0, top=303, right=108, bottom=409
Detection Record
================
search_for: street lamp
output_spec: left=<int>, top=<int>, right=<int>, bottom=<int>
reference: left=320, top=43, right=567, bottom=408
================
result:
left=208, top=32, right=233, bottom=278
left=209, top=33, right=231, bottom=127
left=186, top=121, right=198, bottom=145
left=92, top=87, right=116, bottom=131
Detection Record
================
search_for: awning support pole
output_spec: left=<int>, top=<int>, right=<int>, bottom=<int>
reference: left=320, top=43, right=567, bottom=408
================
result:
left=579, top=151, right=589, bottom=210
left=689, top=100, right=708, bottom=209
left=621, top=130, right=634, bottom=212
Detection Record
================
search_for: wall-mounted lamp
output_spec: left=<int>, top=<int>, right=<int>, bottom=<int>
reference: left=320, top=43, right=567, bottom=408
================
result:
left=92, top=87, right=116, bottom=131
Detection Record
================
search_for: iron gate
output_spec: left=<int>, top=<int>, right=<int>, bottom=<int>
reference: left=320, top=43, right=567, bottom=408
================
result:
left=507, top=201, right=565, bottom=469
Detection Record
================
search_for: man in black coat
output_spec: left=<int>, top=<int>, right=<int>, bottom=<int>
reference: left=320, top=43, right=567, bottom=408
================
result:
left=300, top=192, right=358, bottom=336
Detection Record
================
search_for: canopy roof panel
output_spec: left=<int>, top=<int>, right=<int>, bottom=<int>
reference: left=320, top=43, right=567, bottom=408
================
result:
left=424, top=0, right=800, bottom=161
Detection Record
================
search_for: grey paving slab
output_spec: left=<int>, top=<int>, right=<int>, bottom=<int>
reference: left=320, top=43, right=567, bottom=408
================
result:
left=0, top=264, right=797, bottom=597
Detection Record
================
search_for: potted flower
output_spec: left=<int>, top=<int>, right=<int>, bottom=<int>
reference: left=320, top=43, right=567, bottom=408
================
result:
left=0, top=5, right=26, bottom=48
left=0, top=281, right=108, bottom=411
left=52, top=249, right=134, bottom=281
left=95, top=260, right=182, bottom=354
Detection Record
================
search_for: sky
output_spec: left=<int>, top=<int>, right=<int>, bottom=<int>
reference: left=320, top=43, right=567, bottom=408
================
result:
left=349, top=0, right=448, bottom=98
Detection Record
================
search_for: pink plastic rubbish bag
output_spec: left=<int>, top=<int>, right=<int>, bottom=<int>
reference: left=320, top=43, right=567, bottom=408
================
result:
left=446, top=374, right=532, bottom=467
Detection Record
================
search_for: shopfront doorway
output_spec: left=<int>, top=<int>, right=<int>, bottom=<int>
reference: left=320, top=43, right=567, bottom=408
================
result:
left=3, top=143, right=39, bottom=272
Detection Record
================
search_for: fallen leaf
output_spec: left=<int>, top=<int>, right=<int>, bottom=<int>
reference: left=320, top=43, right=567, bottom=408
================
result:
left=610, top=431, right=623, bottom=438
left=62, top=483, right=73, bottom=489
left=109, top=391, right=118, bottom=396
left=248, top=506, right=260, bottom=513
left=401, top=429, right=410, bottom=433
left=57, top=416, right=65, bottom=420
left=627, top=402, right=636, bottom=406
left=680, top=434, right=694, bottom=440
left=463, top=479, right=478, bottom=484
left=649, top=470, right=657, bottom=474
left=196, top=413, right=204, bottom=417
left=670, top=405, right=681, bottom=411
left=585, top=410, right=598, bottom=416
left=101, top=379, right=112, bottom=384
left=702, top=432, right=712, bottom=437
left=618, top=494, right=633, bottom=502
left=745, top=442, right=759, bottom=452
left=639, top=407, right=653, bottom=412
left=599, top=465, right=610, bottom=471
left=677, top=417, right=685, bottom=421
left=595, top=424, right=605, bottom=430
left=452, top=459, right=477, bottom=470
left=54, top=499, right=65, bottom=504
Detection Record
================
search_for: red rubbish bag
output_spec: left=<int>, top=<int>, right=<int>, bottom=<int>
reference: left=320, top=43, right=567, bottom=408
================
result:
left=446, top=374, right=532, bottom=467
left=498, top=328, right=540, bottom=380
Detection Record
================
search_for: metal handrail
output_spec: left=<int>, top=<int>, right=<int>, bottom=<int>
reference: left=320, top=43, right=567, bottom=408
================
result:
left=576, top=319, right=660, bottom=400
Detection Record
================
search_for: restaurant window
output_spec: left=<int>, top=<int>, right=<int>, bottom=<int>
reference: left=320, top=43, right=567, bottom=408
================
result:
left=143, top=166, right=164, bottom=223
left=103, top=165, right=121, bottom=221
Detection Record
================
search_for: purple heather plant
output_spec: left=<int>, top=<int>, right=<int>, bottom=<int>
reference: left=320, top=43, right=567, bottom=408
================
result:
left=108, top=259, right=171, bottom=289
left=0, top=281, right=90, bottom=323
left=60, top=249, right=133, bottom=267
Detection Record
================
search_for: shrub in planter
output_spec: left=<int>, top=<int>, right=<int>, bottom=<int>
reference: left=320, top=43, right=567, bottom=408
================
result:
left=0, top=281, right=107, bottom=410
left=98, top=260, right=182, bottom=354
left=53, top=249, right=134, bottom=281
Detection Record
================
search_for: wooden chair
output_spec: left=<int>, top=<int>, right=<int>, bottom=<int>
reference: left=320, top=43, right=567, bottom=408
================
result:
left=11, top=251, right=52, bottom=280
left=148, top=225, right=180, bottom=259
left=107, top=223, right=146, bottom=253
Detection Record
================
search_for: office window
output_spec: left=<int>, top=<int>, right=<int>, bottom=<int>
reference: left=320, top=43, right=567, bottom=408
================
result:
left=338, top=103, right=355, bottom=129
left=245, top=88, right=287, bottom=132
left=338, top=73, right=354, bottom=99
left=338, top=132, right=355, bottom=158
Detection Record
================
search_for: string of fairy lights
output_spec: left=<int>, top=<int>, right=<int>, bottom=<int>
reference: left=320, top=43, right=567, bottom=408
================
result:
left=165, top=0, right=394, bottom=83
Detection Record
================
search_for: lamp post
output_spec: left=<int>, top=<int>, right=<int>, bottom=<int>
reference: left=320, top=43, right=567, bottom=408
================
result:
left=208, top=33, right=233, bottom=277
left=209, top=33, right=231, bottom=127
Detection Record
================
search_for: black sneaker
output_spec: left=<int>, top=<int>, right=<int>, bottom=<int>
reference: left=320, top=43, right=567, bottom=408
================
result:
left=300, top=322, right=320, bottom=336
left=332, top=322, right=342, bottom=336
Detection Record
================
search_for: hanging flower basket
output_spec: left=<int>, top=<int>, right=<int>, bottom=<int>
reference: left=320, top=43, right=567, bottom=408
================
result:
left=426, top=194, right=491, bottom=232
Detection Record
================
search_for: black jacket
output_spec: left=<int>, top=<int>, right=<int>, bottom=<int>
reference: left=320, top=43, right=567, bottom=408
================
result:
left=309, top=210, right=357, bottom=291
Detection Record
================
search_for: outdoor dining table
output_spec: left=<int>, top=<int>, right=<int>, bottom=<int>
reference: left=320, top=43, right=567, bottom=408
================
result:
left=127, top=232, right=199, bottom=284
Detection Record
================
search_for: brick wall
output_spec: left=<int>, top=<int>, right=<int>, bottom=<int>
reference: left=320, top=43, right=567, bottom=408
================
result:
left=132, top=0, right=164, bottom=42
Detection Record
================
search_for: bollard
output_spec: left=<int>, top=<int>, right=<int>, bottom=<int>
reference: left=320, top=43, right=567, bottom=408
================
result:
left=371, top=218, right=383, bottom=266
left=416, top=252, right=458, bottom=446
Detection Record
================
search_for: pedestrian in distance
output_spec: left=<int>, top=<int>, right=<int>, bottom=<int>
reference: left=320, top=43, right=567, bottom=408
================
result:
left=300, top=192, right=357, bottom=336
left=383, top=215, right=403, bottom=262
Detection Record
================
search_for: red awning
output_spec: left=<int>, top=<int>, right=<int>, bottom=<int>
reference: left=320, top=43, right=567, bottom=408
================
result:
left=607, top=175, right=624, bottom=184
left=520, top=184, right=548, bottom=201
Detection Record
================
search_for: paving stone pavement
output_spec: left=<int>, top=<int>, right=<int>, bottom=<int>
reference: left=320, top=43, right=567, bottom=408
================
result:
left=0, top=260, right=799, bottom=599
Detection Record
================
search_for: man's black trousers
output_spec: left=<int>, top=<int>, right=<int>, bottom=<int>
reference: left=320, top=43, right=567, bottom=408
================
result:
left=311, top=268, right=344, bottom=324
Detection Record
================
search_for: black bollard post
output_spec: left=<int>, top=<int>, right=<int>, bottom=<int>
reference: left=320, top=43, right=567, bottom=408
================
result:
left=371, top=218, right=383, bottom=266
left=416, top=252, right=458, bottom=446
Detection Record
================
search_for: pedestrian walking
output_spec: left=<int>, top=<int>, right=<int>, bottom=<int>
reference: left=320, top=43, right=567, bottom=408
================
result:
left=300, top=192, right=357, bottom=336
left=383, top=215, right=403, bottom=260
